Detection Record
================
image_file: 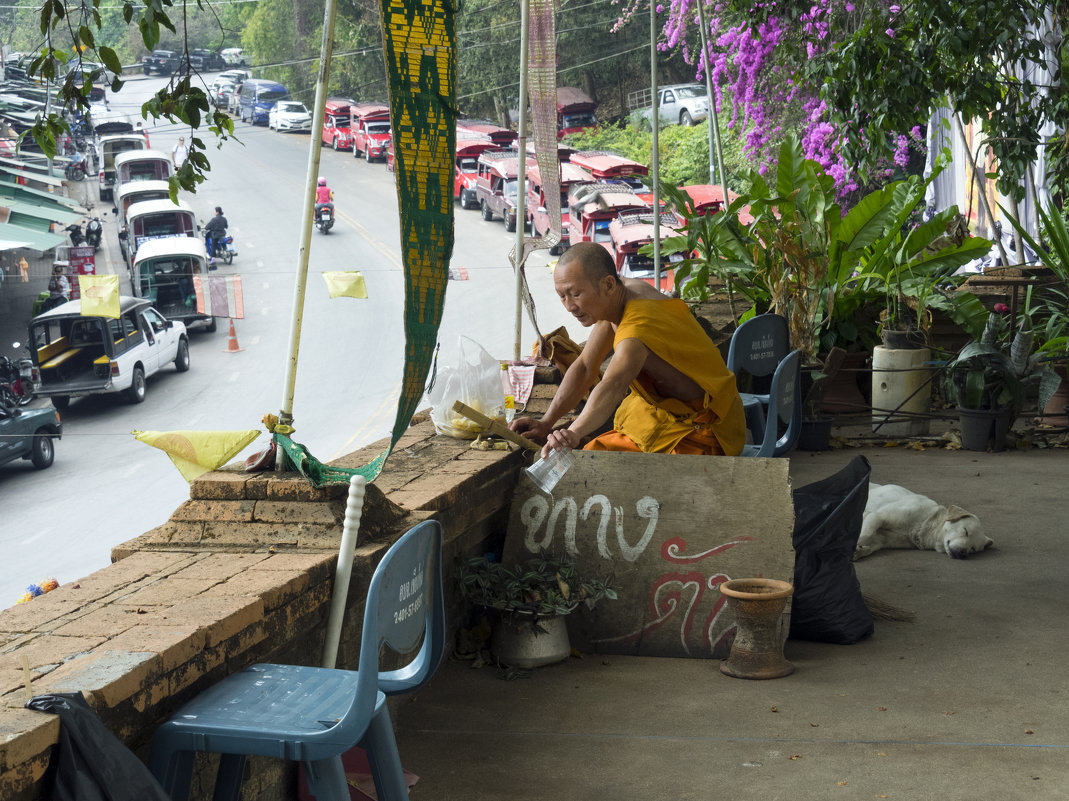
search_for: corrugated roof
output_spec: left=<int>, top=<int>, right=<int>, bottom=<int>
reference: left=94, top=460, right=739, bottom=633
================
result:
left=0, top=220, right=66, bottom=251
left=4, top=200, right=80, bottom=224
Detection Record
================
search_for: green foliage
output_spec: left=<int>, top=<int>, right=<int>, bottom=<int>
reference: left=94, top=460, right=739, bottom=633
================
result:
left=564, top=115, right=750, bottom=191
left=455, top=550, right=617, bottom=625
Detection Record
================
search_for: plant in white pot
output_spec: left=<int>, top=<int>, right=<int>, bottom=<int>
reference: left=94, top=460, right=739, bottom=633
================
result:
left=456, top=550, right=617, bottom=669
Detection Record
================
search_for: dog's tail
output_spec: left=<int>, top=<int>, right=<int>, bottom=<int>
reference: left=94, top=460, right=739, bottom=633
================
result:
left=863, top=592, right=916, bottom=622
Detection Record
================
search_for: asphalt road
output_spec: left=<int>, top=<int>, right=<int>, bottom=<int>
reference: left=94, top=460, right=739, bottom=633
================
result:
left=0, top=74, right=575, bottom=606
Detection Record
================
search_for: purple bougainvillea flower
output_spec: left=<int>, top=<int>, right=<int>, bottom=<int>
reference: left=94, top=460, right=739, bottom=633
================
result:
left=994, top=303, right=1011, bottom=314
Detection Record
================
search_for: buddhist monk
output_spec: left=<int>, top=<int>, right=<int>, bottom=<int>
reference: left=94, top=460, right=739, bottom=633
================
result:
left=511, top=242, right=745, bottom=458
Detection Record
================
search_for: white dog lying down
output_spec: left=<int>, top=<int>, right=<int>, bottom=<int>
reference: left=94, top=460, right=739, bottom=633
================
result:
left=855, top=483, right=993, bottom=560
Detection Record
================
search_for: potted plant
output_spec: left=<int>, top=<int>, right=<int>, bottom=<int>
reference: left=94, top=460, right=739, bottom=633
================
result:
left=944, top=308, right=1061, bottom=450
left=797, top=348, right=846, bottom=451
left=456, top=550, right=617, bottom=668
left=1003, top=200, right=1069, bottom=425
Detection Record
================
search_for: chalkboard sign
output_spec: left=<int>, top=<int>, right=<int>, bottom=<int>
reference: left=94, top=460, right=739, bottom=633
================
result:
left=504, top=451, right=794, bottom=659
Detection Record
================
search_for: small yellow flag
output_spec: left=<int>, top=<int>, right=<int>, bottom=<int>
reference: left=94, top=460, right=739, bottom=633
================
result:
left=322, top=271, right=368, bottom=299
left=132, top=429, right=261, bottom=482
left=79, top=275, right=121, bottom=318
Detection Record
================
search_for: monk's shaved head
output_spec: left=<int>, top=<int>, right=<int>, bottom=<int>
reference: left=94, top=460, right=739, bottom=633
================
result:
left=558, top=242, right=621, bottom=287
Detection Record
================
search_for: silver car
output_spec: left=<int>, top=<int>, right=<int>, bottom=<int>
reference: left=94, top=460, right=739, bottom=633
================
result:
left=630, top=83, right=710, bottom=127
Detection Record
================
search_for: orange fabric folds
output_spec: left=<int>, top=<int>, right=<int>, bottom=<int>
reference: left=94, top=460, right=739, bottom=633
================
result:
left=608, top=299, right=745, bottom=456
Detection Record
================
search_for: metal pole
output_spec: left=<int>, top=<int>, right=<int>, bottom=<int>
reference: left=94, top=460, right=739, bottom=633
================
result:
left=650, top=0, right=660, bottom=291
left=694, top=0, right=727, bottom=208
left=45, top=80, right=54, bottom=178
left=513, top=0, right=531, bottom=361
left=278, top=0, right=339, bottom=436
left=321, top=475, right=366, bottom=668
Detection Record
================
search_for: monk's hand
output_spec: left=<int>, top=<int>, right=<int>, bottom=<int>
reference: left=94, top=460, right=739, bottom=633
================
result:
left=542, top=427, right=579, bottom=459
left=510, top=416, right=551, bottom=444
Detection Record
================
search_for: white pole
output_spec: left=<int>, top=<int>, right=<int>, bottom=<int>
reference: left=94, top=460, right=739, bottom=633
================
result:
left=650, top=1, right=661, bottom=292
left=278, top=0, right=339, bottom=437
left=513, top=0, right=531, bottom=361
left=322, top=474, right=367, bottom=669
left=694, top=0, right=728, bottom=208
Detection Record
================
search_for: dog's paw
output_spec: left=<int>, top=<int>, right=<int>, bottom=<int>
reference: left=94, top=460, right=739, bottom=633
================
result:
left=853, top=545, right=874, bottom=561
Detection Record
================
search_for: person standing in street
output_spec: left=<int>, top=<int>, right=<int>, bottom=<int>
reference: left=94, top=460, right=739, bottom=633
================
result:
left=172, top=136, right=189, bottom=169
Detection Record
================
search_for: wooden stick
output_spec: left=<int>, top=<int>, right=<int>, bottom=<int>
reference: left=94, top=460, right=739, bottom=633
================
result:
left=451, top=401, right=541, bottom=451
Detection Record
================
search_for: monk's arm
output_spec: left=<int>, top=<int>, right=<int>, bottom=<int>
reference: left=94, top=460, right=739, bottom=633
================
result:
left=543, top=336, right=647, bottom=455
left=510, top=321, right=616, bottom=441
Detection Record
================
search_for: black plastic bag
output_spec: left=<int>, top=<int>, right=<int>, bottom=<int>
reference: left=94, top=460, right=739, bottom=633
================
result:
left=789, top=455, right=875, bottom=644
left=25, top=692, right=170, bottom=801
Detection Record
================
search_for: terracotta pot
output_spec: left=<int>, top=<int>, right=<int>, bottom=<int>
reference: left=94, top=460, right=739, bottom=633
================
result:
left=1040, top=363, right=1069, bottom=427
left=820, top=351, right=870, bottom=414
left=719, top=578, right=795, bottom=680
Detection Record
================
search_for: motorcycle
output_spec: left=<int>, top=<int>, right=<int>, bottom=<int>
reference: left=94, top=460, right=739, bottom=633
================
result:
left=85, top=217, right=103, bottom=251
left=315, top=203, right=335, bottom=234
left=205, top=231, right=238, bottom=266
left=0, top=342, right=38, bottom=408
left=64, top=155, right=86, bottom=181
left=66, top=223, right=85, bottom=247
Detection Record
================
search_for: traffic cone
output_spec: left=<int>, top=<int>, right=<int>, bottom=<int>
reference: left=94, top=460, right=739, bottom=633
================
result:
left=223, top=318, right=244, bottom=353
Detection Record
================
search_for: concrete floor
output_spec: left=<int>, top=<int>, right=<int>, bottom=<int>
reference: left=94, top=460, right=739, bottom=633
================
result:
left=394, top=445, right=1069, bottom=801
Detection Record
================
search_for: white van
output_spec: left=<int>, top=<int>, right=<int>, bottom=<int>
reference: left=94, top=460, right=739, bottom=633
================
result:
left=221, top=48, right=248, bottom=66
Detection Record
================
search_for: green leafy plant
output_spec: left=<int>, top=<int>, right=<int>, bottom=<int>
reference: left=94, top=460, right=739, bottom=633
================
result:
left=945, top=310, right=1062, bottom=414
left=456, top=550, right=617, bottom=629
left=1002, top=200, right=1069, bottom=362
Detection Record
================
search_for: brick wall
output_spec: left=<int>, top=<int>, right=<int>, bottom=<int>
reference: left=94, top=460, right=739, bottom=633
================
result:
left=0, top=418, right=525, bottom=800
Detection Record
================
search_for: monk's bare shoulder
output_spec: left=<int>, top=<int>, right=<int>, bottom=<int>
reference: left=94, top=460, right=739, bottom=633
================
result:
left=622, top=278, right=666, bottom=300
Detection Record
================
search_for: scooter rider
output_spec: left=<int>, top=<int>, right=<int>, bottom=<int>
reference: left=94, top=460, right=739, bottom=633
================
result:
left=314, top=177, right=334, bottom=221
left=203, top=206, right=228, bottom=261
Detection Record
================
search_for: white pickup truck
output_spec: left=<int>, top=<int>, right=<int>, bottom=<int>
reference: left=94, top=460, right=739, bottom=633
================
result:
left=28, top=297, right=190, bottom=410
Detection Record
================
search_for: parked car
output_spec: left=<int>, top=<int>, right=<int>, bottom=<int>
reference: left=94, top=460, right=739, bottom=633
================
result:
left=628, top=83, right=710, bottom=127
left=221, top=48, right=248, bottom=67
left=0, top=403, right=61, bottom=470
left=322, top=99, right=355, bottom=150
left=132, top=238, right=217, bottom=332
left=474, top=150, right=530, bottom=232
left=238, top=79, right=289, bottom=125
left=209, top=79, right=236, bottom=108
left=120, top=197, right=199, bottom=267
left=269, top=100, right=312, bottom=133
left=189, top=49, right=225, bottom=72
left=28, top=297, right=190, bottom=409
left=350, top=104, right=391, bottom=161
left=218, top=69, right=252, bottom=84
left=141, top=49, right=180, bottom=76
left=96, top=132, right=148, bottom=202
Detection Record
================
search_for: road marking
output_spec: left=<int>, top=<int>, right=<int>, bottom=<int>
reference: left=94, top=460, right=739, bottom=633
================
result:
left=22, top=527, right=54, bottom=546
left=335, top=207, right=403, bottom=269
left=331, top=378, right=402, bottom=459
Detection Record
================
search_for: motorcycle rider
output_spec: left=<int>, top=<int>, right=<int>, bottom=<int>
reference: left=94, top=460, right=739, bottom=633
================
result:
left=203, top=206, right=228, bottom=262
left=314, top=177, right=334, bottom=222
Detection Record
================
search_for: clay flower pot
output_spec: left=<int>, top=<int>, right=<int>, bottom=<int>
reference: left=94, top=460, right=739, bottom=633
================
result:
left=719, top=578, right=795, bottom=680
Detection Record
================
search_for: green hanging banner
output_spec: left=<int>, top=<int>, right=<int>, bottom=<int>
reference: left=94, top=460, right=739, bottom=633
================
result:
left=278, top=0, right=457, bottom=488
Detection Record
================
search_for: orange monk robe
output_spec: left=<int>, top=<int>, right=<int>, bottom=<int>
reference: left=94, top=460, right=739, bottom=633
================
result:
left=584, top=299, right=746, bottom=456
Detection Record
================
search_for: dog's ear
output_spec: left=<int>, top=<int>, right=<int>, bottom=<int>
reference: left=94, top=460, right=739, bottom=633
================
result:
left=946, top=505, right=974, bottom=522
left=983, top=537, right=994, bottom=550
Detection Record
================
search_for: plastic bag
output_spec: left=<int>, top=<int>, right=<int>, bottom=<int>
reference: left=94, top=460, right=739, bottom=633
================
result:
left=789, top=455, right=875, bottom=644
left=25, top=692, right=170, bottom=801
left=428, top=336, right=505, bottom=439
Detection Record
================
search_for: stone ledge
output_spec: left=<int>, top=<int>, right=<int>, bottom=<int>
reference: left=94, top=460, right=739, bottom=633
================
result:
left=0, top=416, right=527, bottom=801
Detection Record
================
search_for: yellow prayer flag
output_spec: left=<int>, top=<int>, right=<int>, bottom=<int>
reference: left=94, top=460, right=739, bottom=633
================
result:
left=322, top=271, right=369, bottom=299
left=132, top=429, right=261, bottom=482
left=79, top=275, right=121, bottom=318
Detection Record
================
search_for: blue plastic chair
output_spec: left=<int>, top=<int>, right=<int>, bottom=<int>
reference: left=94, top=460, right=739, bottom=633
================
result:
left=740, top=349, right=802, bottom=458
left=727, top=314, right=790, bottom=442
left=149, top=519, right=445, bottom=801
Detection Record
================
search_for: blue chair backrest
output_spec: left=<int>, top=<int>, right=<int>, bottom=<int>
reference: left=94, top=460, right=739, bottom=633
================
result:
left=727, top=314, right=790, bottom=383
left=754, top=349, right=802, bottom=457
left=372, top=520, right=446, bottom=694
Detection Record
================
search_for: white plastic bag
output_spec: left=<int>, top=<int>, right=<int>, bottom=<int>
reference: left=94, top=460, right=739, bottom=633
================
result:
left=428, top=336, right=505, bottom=439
